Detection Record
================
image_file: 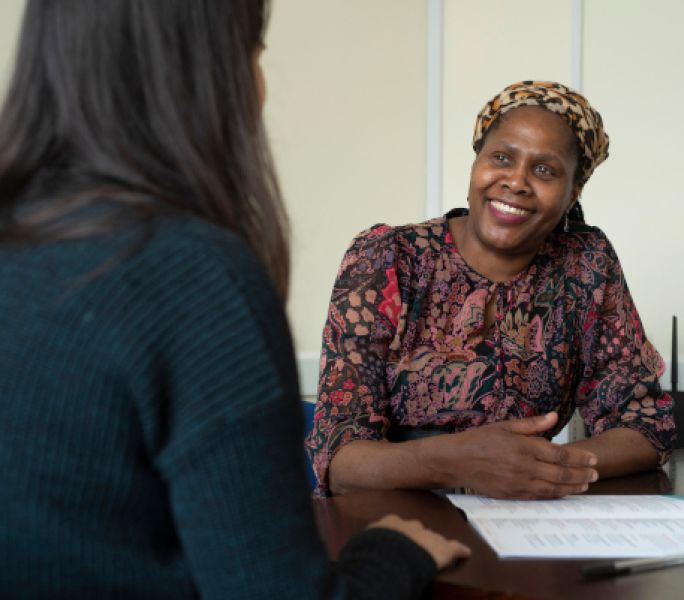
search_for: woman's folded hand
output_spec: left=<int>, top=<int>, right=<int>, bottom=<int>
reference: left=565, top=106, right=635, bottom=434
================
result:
left=417, top=412, right=599, bottom=499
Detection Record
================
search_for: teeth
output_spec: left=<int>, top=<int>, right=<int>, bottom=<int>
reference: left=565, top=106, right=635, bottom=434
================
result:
left=491, top=200, right=529, bottom=216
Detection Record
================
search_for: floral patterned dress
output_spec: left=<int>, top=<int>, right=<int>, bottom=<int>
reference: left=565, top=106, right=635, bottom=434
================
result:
left=305, top=209, right=676, bottom=497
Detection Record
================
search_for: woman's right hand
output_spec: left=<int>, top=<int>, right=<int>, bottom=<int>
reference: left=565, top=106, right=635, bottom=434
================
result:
left=368, top=514, right=471, bottom=569
left=418, top=412, right=598, bottom=499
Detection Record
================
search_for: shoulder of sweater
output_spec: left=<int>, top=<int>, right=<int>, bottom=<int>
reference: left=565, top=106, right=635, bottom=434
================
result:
left=111, top=216, right=294, bottom=370
left=120, top=215, right=277, bottom=297
left=78, top=215, right=285, bottom=342
left=143, top=215, right=262, bottom=269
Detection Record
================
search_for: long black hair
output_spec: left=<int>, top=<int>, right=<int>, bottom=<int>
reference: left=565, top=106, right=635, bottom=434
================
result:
left=0, top=0, right=289, bottom=297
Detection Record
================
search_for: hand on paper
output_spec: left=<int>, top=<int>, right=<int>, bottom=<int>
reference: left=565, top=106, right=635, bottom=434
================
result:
left=368, top=514, right=471, bottom=569
left=419, top=412, right=598, bottom=499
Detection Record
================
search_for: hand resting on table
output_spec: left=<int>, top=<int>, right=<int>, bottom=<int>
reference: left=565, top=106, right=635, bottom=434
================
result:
left=418, top=412, right=598, bottom=499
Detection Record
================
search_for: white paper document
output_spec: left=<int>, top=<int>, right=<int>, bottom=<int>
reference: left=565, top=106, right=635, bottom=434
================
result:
left=447, top=494, right=684, bottom=558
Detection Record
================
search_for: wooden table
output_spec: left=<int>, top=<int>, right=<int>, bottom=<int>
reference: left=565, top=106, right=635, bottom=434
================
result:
left=314, top=449, right=684, bottom=599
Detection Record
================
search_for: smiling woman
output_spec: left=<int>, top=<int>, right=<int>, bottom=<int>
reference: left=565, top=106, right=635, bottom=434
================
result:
left=456, top=106, right=579, bottom=282
left=306, top=80, right=676, bottom=501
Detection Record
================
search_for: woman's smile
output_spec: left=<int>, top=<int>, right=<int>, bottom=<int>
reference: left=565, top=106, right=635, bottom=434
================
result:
left=488, top=198, right=533, bottom=221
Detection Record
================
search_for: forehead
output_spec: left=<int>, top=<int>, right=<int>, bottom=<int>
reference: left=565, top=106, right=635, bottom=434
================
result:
left=484, top=106, right=577, bottom=158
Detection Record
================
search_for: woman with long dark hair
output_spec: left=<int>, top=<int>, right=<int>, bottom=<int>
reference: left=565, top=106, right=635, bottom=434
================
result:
left=0, top=1, right=469, bottom=597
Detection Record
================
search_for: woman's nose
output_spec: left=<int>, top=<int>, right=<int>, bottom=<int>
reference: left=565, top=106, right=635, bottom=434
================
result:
left=503, top=165, right=530, bottom=195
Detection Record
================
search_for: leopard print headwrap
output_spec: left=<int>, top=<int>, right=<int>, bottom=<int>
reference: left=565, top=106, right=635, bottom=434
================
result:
left=472, top=81, right=609, bottom=186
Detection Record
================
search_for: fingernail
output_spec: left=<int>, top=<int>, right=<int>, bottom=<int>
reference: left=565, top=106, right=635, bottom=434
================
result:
left=591, top=471, right=598, bottom=482
left=588, top=456, right=597, bottom=466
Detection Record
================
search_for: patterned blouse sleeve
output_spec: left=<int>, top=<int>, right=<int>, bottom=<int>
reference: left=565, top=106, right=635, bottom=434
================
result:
left=305, top=224, right=404, bottom=496
left=574, top=231, right=676, bottom=463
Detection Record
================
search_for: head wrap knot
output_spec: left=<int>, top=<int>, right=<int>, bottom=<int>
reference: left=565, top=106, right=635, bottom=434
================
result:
left=472, top=81, right=609, bottom=186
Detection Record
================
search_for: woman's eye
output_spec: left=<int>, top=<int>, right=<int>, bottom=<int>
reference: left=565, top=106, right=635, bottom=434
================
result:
left=535, top=164, right=553, bottom=177
left=492, top=153, right=509, bottom=164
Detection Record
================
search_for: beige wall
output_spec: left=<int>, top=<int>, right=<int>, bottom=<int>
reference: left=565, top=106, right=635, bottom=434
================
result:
left=264, top=0, right=428, bottom=379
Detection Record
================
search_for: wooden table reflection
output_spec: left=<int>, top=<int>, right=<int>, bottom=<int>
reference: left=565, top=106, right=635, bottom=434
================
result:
left=314, top=449, right=684, bottom=599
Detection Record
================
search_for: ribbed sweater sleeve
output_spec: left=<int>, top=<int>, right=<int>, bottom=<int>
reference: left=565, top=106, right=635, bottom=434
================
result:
left=144, top=222, right=440, bottom=599
left=122, top=222, right=334, bottom=599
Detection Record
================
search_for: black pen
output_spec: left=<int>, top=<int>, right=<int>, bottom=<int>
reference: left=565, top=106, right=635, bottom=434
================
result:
left=581, top=556, right=684, bottom=578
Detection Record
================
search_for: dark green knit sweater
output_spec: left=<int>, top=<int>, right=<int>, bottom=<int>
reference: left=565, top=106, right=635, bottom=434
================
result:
left=0, top=216, right=436, bottom=599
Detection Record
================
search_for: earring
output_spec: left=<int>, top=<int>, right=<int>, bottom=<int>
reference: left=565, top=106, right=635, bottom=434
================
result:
left=563, top=212, right=570, bottom=233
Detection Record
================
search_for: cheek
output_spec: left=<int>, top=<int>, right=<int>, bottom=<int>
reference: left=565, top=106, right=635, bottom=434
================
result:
left=469, top=162, right=498, bottom=195
left=536, top=186, right=574, bottom=223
